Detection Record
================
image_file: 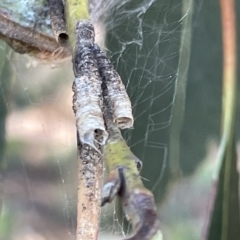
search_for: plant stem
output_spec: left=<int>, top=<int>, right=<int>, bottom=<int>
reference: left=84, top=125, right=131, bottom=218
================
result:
left=203, top=0, right=239, bottom=239
left=101, top=74, right=161, bottom=240
left=64, top=0, right=89, bottom=47
left=76, top=134, right=103, bottom=240
left=219, top=0, right=238, bottom=239
left=64, top=2, right=103, bottom=240
left=220, top=0, right=236, bottom=137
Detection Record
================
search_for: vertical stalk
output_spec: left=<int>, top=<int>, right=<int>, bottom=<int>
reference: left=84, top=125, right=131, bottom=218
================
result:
left=65, top=0, right=89, bottom=47
left=220, top=1, right=238, bottom=239
left=64, top=2, right=103, bottom=240
left=76, top=135, right=103, bottom=240
left=220, top=0, right=236, bottom=137
left=202, top=1, right=239, bottom=239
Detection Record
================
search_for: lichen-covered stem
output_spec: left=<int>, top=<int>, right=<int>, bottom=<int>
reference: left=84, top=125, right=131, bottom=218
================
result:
left=64, top=2, right=103, bottom=240
left=94, top=44, right=133, bottom=129
left=72, top=21, right=108, bottom=150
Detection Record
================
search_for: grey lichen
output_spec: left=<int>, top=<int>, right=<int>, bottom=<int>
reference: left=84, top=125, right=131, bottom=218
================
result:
left=94, top=44, right=134, bottom=129
left=72, top=21, right=108, bottom=151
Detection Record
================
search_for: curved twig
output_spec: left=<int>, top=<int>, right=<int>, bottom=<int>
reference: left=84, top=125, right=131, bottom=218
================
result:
left=101, top=77, right=161, bottom=240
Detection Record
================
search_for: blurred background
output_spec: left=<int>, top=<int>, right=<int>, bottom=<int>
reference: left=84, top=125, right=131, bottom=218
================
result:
left=0, top=0, right=240, bottom=239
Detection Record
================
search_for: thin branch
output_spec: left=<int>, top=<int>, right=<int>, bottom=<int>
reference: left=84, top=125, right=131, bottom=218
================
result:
left=75, top=133, right=103, bottom=240
left=102, top=124, right=161, bottom=240
left=64, top=2, right=104, bottom=240
left=54, top=2, right=162, bottom=239
left=98, top=51, right=161, bottom=240
left=0, top=1, right=70, bottom=60
left=72, top=21, right=107, bottom=240
left=0, top=14, right=70, bottom=60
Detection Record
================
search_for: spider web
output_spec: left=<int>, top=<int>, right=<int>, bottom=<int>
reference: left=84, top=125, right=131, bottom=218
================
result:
left=0, top=0, right=226, bottom=239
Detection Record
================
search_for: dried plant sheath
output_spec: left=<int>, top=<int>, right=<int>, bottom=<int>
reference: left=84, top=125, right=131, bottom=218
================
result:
left=94, top=44, right=133, bottom=129
left=48, top=0, right=68, bottom=46
left=72, top=21, right=108, bottom=150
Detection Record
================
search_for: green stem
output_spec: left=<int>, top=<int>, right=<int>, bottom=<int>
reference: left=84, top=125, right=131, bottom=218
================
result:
left=102, top=86, right=161, bottom=239
left=64, top=0, right=90, bottom=48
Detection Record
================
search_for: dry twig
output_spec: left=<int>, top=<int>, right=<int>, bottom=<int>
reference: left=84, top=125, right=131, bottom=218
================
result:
left=63, top=2, right=105, bottom=239
left=49, top=1, right=161, bottom=239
